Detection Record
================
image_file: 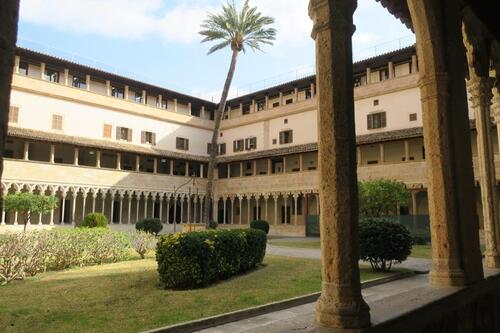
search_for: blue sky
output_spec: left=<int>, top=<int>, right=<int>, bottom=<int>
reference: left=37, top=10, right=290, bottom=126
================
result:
left=18, top=0, right=414, bottom=101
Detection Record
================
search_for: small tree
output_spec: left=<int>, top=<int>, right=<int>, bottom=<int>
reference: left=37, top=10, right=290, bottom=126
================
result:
left=358, top=179, right=410, bottom=218
left=3, top=193, right=58, bottom=232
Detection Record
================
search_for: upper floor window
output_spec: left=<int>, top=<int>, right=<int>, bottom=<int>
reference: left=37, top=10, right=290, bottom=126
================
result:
left=379, top=68, right=389, bottom=81
left=9, top=106, right=19, bottom=123
left=245, top=137, right=257, bottom=150
left=286, top=99, right=293, bottom=105
left=279, top=130, right=293, bottom=144
left=409, top=113, right=417, bottom=122
left=272, top=102, right=280, bottom=108
left=354, top=75, right=367, bottom=87
left=257, top=100, right=265, bottom=111
left=52, top=114, right=63, bottom=131
left=135, top=92, right=142, bottom=103
left=141, top=131, right=156, bottom=145
left=19, top=62, right=28, bottom=76
left=103, top=124, right=112, bottom=138
left=44, top=68, right=59, bottom=83
left=242, top=104, right=251, bottom=115
left=72, top=75, right=87, bottom=89
left=116, top=126, right=132, bottom=142
left=111, top=86, right=124, bottom=99
left=207, top=143, right=226, bottom=155
left=305, top=89, right=312, bottom=99
left=233, top=139, right=244, bottom=152
left=176, top=137, right=189, bottom=151
left=367, top=112, right=387, bottom=130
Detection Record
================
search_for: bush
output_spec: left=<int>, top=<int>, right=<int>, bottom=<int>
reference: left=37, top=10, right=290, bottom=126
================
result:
left=81, top=213, right=108, bottom=228
left=250, top=220, right=270, bottom=235
left=129, top=230, right=157, bottom=259
left=0, top=228, right=130, bottom=284
left=136, top=218, right=163, bottom=235
left=208, top=221, right=218, bottom=229
left=359, top=218, right=413, bottom=272
left=156, top=229, right=267, bottom=289
left=358, top=179, right=410, bottom=218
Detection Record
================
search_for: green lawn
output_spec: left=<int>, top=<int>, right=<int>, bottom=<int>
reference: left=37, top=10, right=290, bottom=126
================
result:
left=269, top=239, right=433, bottom=259
left=0, top=255, right=394, bottom=333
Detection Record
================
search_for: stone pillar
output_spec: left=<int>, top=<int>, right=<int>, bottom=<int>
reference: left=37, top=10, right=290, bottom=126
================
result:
left=357, top=146, right=362, bottom=166
left=141, top=90, right=146, bottom=105
left=153, top=158, right=158, bottom=174
left=116, top=153, right=121, bottom=170
left=61, top=192, right=67, bottom=224
left=239, top=162, right=243, bottom=177
left=309, top=0, right=370, bottom=328
left=223, top=197, right=227, bottom=225
left=50, top=144, right=55, bottom=163
left=91, top=192, right=97, bottom=213
left=64, top=69, right=69, bottom=86
left=274, top=195, right=278, bottom=225
left=265, top=96, right=269, bottom=110
left=193, top=196, right=197, bottom=223
left=293, top=194, right=299, bottom=225
left=1, top=207, right=5, bottom=226
left=411, top=191, right=418, bottom=215
left=185, top=162, right=189, bottom=177
left=230, top=197, right=234, bottom=224
left=144, top=194, right=148, bottom=219
left=180, top=196, right=184, bottom=223
left=166, top=196, right=171, bottom=224
left=128, top=195, right=132, bottom=224
left=200, top=164, right=204, bottom=178
left=311, top=83, right=316, bottom=97
left=388, top=61, right=394, bottom=79
left=407, top=0, right=483, bottom=285
left=96, top=151, right=101, bottom=168
left=74, top=147, right=79, bottom=166
left=125, top=86, right=129, bottom=100
left=118, top=194, right=123, bottom=224
left=299, top=154, right=304, bottom=171
left=247, top=196, right=251, bottom=224
left=267, top=159, right=272, bottom=174
left=105, top=80, right=111, bottom=96
left=159, top=195, right=163, bottom=223
left=135, top=156, right=140, bottom=172
left=14, top=55, right=20, bottom=74
left=464, top=29, right=500, bottom=268
left=379, top=143, right=385, bottom=164
left=40, top=62, right=45, bottom=80
left=295, top=87, right=299, bottom=102
left=23, top=142, right=29, bottom=160
left=264, top=195, right=269, bottom=221
left=102, top=192, right=106, bottom=214
left=253, top=160, right=257, bottom=176
left=81, top=191, right=87, bottom=220
left=411, top=54, right=418, bottom=74
left=238, top=196, right=243, bottom=224
left=174, top=98, right=178, bottom=113
left=366, top=67, right=371, bottom=84
left=169, top=160, right=174, bottom=175
left=283, top=194, right=287, bottom=224
left=283, top=157, right=287, bottom=173
left=71, top=191, right=76, bottom=226
left=136, top=194, right=140, bottom=223
left=85, top=75, right=91, bottom=91
left=404, top=140, right=410, bottom=162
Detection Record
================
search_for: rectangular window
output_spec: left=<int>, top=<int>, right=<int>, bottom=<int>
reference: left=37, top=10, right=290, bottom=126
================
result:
left=233, top=139, right=244, bottom=152
left=111, top=86, right=124, bottom=99
left=257, top=100, right=265, bottom=111
left=52, top=114, right=63, bottom=131
left=305, top=89, right=312, bottom=99
left=116, top=126, right=132, bottom=141
left=9, top=106, right=19, bottom=123
left=367, top=112, right=387, bottom=130
left=44, top=68, right=59, bottom=83
left=176, top=137, right=189, bottom=151
left=72, top=75, right=87, bottom=89
left=242, top=104, right=251, bottom=115
left=354, top=75, right=367, bottom=87
left=272, top=102, right=280, bottom=108
left=279, top=130, right=293, bottom=144
left=379, top=68, right=389, bottom=81
left=141, top=131, right=156, bottom=145
left=218, top=143, right=226, bottom=155
left=409, top=113, right=417, bottom=122
left=286, top=99, right=293, bottom=105
left=19, top=62, right=28, bottom=76
left=245, top=137, right=257, bottom=150
left=103, top=124, right=112, bottom=138
left=135, top=92, right=142, bottom=103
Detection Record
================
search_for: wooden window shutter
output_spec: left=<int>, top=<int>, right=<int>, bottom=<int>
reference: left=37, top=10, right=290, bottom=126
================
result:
left=103, top=124, right=112, bottom=138
left=233, top=140, right=237, bottom=152
left=289, top=132, right=293, bottom=143
left=116, top=126, right=121, bottom=140
left=381, top=112, right=387, bottom=128
left=141, top=131, right=146, bottom=144
left=152, top=132, right=156, bottom=145
left=245, top=138, right=249, bottom=150
left=279, top=132, right=284, bottom=144
left=9, top=106, right=19, bottom=123
left=127, top=128, right=133, bottom=142
left=367, top=115, right=372, bottom=130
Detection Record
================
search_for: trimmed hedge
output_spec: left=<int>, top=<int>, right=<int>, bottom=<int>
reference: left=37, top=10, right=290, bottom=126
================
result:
left=136, top=218, right=163, bottom=235
left=359, top=218, right=413, bottom=272
left=156, top=229, right=267, bottom=289
left=250, top=220, right=270, bottom=235
left=81, top=213, right=108, bottom=228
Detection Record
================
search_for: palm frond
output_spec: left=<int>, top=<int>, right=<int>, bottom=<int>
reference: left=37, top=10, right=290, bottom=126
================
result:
left=199, top=0, right=276, bottom=55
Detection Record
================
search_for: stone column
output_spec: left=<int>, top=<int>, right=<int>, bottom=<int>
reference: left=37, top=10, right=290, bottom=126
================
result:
left=299, top=154, right=304, bottom=171
left=71, top=191, right=77, bottom=226
left=142, top=90, right=146, bottom=105
left=193, top=196, right=198, bottom=223
left=81, top=190, right=87, bottom=220
left=96, top=151, right=101, bottom=168
left=91, top=193, right=96, bottom=213
left=85, top=75, right=91, bottom=91
left=135, top=156, right=140, bottom=172
left=267, top=159, right=272, bottom=174
left=274, top=195, right=278, bottom=225
left=1, top=207, right=5, bottom=226
left=166, top=196, right=171, bottom=224
left=247, top=196, right=251, bottom=224
left=222, top=197, right=227, bottom=224
left=136, top=193, right=140, bottom=223
left=144, top=194, right=148, bottom=219
left=293, top=194, right=299, bottom=225
left=411, top=191, right=418, bottom=215
left=357, top=146, right=361, bottom=166
left=14, top=55, right=20, bottom=74
left=128, top=195, right=132, bottom=224
left=238, top=196, right=243, bottom=224
left=173, top=196, right=178, bottom=224
left=50, top=145, right=55, bottom=163
left=64, top=69, right=69, bottom=86
left=404, top=140, right=410, bottom=162
left=464, top=29, right=500, bottom=268
left=283, top=194, right=287, bottom=224
left=159, top=195, right=163, bottom=223
left=379, top=143, right=385, bottom=164
left=74, top=148, right=79, bottom=166
left=118, top=194, right=123, bottom=224
left=180, top=196, right=184, bottom=223
left=407, top=0, right=483, bottom=285
left=23, top=142, right=29, bottom=160
left=110, top=193, right=115, bottom=223
left=309, top=0, right=370, bottom=328
left=105, top=80, right=111, bottom=96
left=61, top=191, right=66, bottom=224
left=40, top=62, right=45, bottom=80
left=230, top=197, right=235, bottom=224
left=187, top=196, right=191, bottom=223
left=388, top=61, right=394, bottom=79
left=264, top=195, right=269, bottom=221
left=102, top=192, right=106, bottom=214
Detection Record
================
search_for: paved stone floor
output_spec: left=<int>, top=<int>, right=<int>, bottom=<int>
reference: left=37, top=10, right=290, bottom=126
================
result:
left=195, top=274, right=430, bottom=333
left=266, top=244, right=432, bottom=272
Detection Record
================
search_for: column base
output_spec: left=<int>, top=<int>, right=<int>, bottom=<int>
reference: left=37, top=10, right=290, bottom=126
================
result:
left=315, top=283, right=371, bottom=329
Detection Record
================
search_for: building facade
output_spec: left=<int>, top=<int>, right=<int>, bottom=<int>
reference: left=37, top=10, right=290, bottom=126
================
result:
left=1, top=46, right=496, bottom=235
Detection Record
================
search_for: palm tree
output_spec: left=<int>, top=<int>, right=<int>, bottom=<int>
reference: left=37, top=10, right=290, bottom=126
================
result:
left=199, top=0, right=276, bottom=227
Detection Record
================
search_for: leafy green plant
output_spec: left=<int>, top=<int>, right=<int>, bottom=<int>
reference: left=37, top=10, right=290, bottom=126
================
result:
left=359, top=218, right=413, bottom=272
left=156, top=229, right=267, bottom=289
left=358, top=179, right=410, bottom=218
left=136, top=218, right=163, bottom=235
left=81, top=213, right=108, bottom=228
left=3, top=193, right=58, bottom=232
left=208, top=221, right=218, bottom=229
left=250, top=220, right=270, bottom=235
left=129, top=230, right=157, bottom=259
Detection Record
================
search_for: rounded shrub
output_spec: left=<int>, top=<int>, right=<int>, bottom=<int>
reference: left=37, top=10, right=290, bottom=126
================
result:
left=208, top=221, right=218, bottom=229
left=136, top=218, right=163, bottom=235
left=81, top=213, right=108, bottom=228
left=156, top=229, right=267, bottom=289
left=359, top=218, right=413, bottom=272
left=250, top=220, right=270, bottom=235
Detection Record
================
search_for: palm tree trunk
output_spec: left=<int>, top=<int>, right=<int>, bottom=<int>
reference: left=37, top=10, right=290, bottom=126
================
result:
left=0, top=1, right=21, bottom=215
left=203, top=49, right=239, bottom=227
